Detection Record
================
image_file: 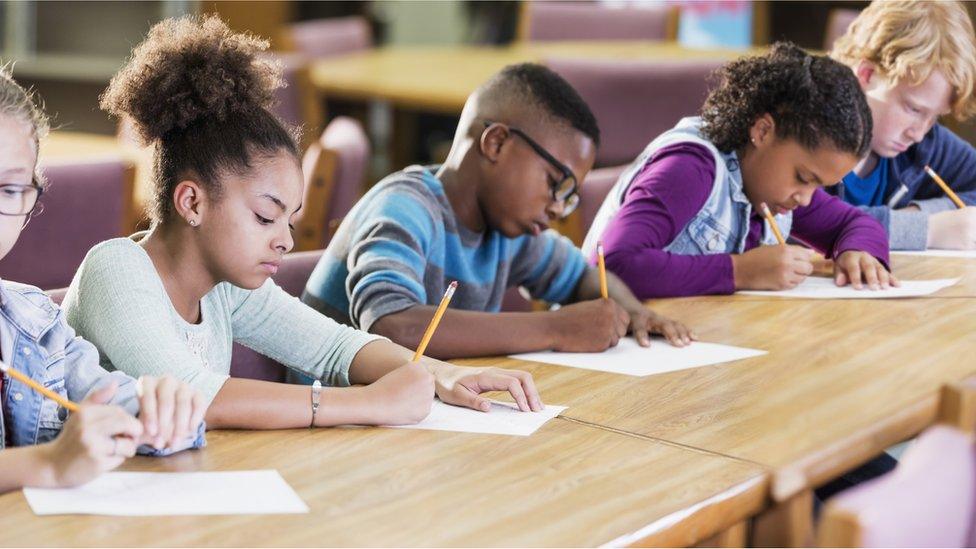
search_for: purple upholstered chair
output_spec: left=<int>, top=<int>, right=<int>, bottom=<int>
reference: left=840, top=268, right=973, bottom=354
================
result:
left=546, top=57, right=723, bottom=167
left=824, top=8, right=860, bottom=51
left=0, top=159, right=135, bottom=290
left=520, top=1, right=674, bottom=42
left=230, top=249, right=325, bottom=382
left=295, top=116, right=370, bottom=250
left=284, top=16, right=373, bottom=59
left=259, top=52, right=322, bottom=144
left=579, top=164, right=627, bottom=239
left=818, top=381, right=976, bottom=547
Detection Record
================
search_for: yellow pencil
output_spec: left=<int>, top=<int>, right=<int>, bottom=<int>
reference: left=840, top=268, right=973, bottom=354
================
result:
left=412, top=281, right=458, bottom=362
left=760, top=202, right=787, bottom=245
left=597, top=242, right=609, bottom=299
left=0, top=361, right=79, bottom=412
left=924, top=165, right=966, bottom=209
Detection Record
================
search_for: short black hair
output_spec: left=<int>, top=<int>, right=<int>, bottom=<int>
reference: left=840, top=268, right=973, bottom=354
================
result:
left=495, top=63, right=601, bottom=147
left=701, top=42, right=872, bottom=157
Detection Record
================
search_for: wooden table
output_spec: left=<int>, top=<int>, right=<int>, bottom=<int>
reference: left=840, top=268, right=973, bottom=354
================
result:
left=308, top=42, right=751, bottom=114
left=308, top=42, right=754, bottom=169
left=0, top=420, right=767, bottom=547
left=455, top=257, right=976, bottom=545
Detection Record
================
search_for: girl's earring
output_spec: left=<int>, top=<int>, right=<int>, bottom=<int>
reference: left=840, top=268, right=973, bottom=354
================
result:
left=189, top=219, right=197, bottom=227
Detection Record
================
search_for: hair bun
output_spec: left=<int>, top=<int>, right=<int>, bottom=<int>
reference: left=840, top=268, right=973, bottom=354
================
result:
left=100, top=15, right=281, bottom=144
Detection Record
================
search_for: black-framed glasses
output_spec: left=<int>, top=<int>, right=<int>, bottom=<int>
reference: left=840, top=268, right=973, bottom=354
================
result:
left=483, top=121, right=579, bottom=218
left=0, top=177, right=44, bottom=227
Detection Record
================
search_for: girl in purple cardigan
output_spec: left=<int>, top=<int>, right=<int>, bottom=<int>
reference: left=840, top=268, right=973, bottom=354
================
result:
left=582, top=43, right=897, bottom=299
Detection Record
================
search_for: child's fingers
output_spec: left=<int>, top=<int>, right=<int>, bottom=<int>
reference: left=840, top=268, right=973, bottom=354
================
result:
left=889, top=272, right=901, bottom=287
left=502, top=369, right=543, bottom=411
left=171, top=385, right=194, bottom=447
left=877, top=264, right=891, bottom=289
left=846, top=259, right=863, bottom=289
left=862, top=258, right=881, bottom=290
left=632, top=320, right=651, bottom=347
left=835, top=270, right=848, bottom=287
left=446, top=384, right=491, bottom=413
left=189, top=391, right=207, bottom=437
left=154, top=378, right=177, bottom=449
left=137, top=377, right=159, bottom=439
left=469, top=374, right=531, bottom=412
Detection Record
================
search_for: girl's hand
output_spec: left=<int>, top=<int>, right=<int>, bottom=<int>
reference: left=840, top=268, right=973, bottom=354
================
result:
left=135, top=376, right=206, bottom=450
left=38, top=382, right=143, bottom=488
left=834, top=251, right=899, bottom=290
left=361, top=362, right=435, bottom=425
left=425, top=361, right=543, bottom=413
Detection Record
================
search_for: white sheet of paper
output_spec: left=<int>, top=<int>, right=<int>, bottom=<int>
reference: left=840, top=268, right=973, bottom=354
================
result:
left=738, top=277, right=959, bottom=299
left=510, top=337, right=766, bottom=377
left=23, top=470, right=309, bottom=516
left=391, top=399, right=566, bottom=436
left=893, top=249, right=976, bottom=259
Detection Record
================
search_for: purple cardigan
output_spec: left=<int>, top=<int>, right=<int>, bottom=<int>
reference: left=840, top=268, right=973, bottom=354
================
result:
left=600, top=143, right=891, bottom=298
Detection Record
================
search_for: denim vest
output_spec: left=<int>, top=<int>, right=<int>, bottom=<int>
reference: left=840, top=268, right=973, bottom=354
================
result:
left=583, top=117, right=792, bottom=258
left=0, top=280, right=204, bottom=453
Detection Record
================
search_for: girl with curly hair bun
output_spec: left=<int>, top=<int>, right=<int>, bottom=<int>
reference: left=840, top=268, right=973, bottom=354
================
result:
left=62, top=16, right=543, bottom=431
left=582, top=42, right=896, bottom=299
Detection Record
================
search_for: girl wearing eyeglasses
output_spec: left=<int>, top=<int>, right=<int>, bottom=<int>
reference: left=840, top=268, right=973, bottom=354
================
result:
left=302, top=62, right=694, bottom=359
left=0, top=66, right=207, bottom=493
left=583, top=43, right=895, bottom=298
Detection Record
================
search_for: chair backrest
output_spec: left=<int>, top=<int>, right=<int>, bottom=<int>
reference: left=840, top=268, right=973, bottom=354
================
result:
left=817, top=380, right=976, bottom=547
left=230, top=249, right=325, bottom=383
left=260, top=51, right=324, bottom=150
left=295, top=117, right=370, bottom=251
left=546, top=57, right=723, bottom=167
left=282, top=16, right=373, bottom=58
left=519, top=1, right=677, bottom=42
left=0, top=159, right=136, bottom=290
left=578, top=164, right=627, bottom=243
left=823, top=8, right=860, bottom=51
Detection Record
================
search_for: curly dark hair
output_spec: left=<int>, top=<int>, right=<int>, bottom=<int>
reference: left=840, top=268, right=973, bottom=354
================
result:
left=701, top=42, right=872, bottom=157
left=494, top=63, right=601, bottom=147
left=100, top=15, right=298, bottom=223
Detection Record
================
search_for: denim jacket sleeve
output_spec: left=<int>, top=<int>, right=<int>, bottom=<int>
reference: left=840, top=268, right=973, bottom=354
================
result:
left=53, top=297, right=206, bottom=455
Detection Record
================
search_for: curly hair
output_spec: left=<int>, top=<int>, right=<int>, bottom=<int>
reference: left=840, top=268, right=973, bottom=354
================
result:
left=701, top=42, right=872, bottom=158
left=100, top=15, right=298, bottom=223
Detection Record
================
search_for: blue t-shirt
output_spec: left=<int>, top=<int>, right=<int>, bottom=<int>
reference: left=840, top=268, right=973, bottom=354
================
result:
left=302, top=165, right=587, bottom=330
left=841, top=158, right=888, bottom=207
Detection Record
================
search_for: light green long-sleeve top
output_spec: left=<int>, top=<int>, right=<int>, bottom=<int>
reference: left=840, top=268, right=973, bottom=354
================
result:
left=61, top=237, right=383, bottom=405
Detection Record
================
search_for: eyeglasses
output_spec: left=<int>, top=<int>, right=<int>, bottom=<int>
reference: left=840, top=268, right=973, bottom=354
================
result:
left=0, top=178, right=44, bottom=227
left=482, top=121, right=579, bottom=218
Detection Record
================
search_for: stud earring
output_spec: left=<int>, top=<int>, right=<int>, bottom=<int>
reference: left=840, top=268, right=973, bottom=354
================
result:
left=189, top=219, right=197, bottom=226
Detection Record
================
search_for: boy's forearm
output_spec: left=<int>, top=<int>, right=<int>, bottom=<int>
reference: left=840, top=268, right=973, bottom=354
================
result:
left=370, top=307, right=558, bottom=359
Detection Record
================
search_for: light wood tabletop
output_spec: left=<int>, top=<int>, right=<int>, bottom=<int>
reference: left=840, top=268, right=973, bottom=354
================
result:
left=0, top=419, right=767, bottom=547
left=465, top=295, right=976, bottom=502
left=308, top=42, right=755, bottom=114
left=888, top=253, right=976, bottom=297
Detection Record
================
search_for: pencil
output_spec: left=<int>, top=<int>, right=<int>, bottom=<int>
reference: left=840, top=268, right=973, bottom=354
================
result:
left=760, top=202, right=787, bottom=245
left=412, top=281, right=458, bottom=362
left=924, top=165, right=966, bottom=209
left=597, top=242, right=609, bottom=299
left=0, top=361, right=79, bottom=412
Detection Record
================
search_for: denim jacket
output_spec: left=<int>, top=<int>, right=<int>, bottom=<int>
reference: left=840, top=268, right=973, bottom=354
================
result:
left=0, top=279, right=204, bottom=453
left=583, top=117, right=790, bottom=258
